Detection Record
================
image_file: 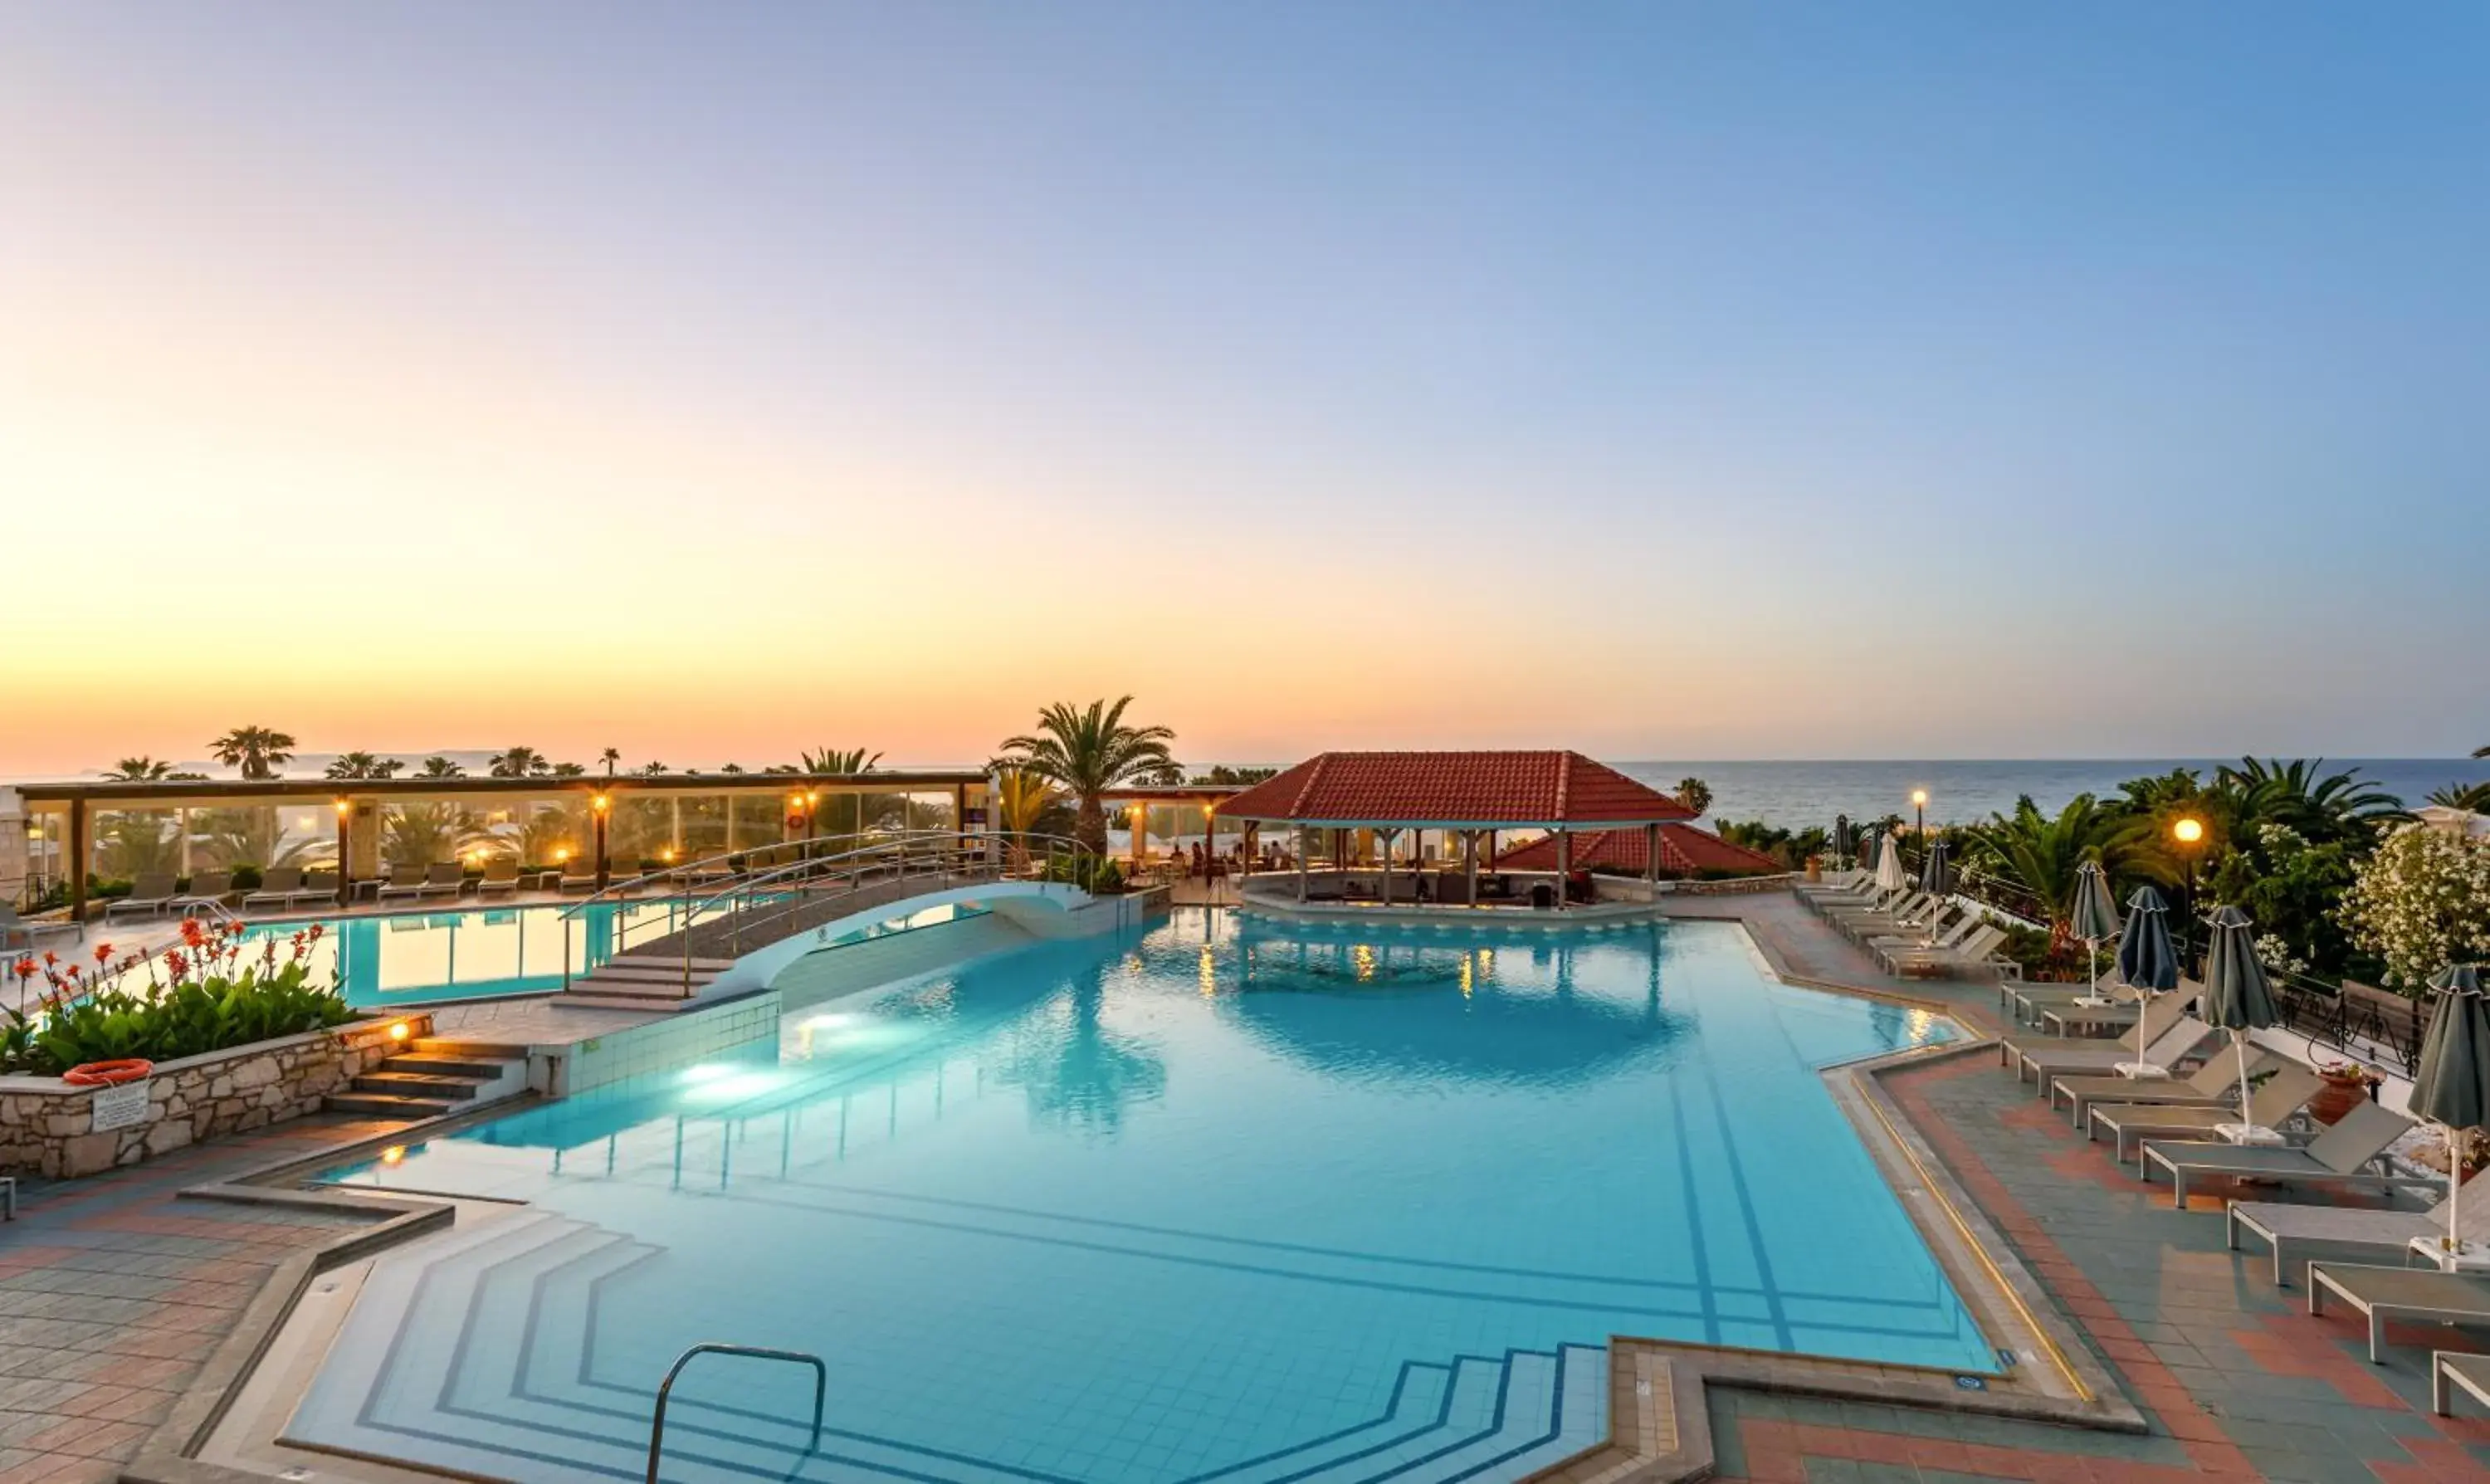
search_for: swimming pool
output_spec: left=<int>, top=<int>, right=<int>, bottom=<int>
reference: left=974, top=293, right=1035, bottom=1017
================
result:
left=239, top=899, right=983, bottom=1008
left=299, top=911, right=1980, bottom=1483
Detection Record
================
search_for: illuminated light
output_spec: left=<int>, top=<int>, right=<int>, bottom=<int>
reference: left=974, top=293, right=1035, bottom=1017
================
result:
left=659, top=848, right=676, bottom=863
left=808, top=790, right=821, bottom=806
left=334, top=798, right=353, bottom=817
left=592, top=793, right=610, bottom=813
left=554, top=847, right=572, bottom=863
left=380, top=1146, right=405, bottom=1166
left=388, top=1021, right=411, bottom=1042
left=1910, top=789, right=1929, bottom=808
left=2173, top=817, right=2205, bottom=846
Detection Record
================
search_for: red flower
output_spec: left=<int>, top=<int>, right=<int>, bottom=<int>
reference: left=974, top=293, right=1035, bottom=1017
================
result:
left=93, top=943, right=114, bottom=964
left=11, top=957, right=33, bottom=980
left=164, top=949, right=188, bottom=979
left=42, top=951, right=58, bottom=968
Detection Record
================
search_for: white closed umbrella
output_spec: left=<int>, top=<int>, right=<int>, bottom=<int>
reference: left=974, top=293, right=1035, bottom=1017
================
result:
left=1872, top=831, right=1908, bottom=893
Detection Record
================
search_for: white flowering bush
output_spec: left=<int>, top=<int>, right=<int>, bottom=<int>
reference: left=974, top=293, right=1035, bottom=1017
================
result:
left=2340, top=827, right=2490, bottom=993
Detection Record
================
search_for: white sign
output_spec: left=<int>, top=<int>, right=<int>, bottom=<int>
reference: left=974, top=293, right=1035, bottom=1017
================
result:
left=90, top=1080, right=150, bottom=1133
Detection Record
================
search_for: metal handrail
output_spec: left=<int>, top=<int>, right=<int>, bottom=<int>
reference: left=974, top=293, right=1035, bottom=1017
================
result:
left=646, top=1342, right=824, bottom=1484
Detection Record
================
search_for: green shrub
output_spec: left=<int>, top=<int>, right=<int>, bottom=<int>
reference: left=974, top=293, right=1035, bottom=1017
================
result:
left=5, top=920, right=353, bottom=1076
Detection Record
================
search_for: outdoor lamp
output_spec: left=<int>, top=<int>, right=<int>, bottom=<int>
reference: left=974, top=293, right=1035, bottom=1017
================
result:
left=1910, top=789, right=1928, bottom=808
left=2173, top=817, right=2204, bottom=846
left=592, top=793, right=610, bottom=814
left=334, top=798, right=352, bottom=817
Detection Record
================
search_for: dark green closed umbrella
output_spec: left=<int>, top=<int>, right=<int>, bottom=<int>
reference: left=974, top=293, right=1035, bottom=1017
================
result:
left=2200, top=905, right=2280, bottom=1135
left=2116, top=886, right=2179, bottom=995
left=2410, top=964, right=2490, bottom=1261
left=1919, top=837, right=1950, bottom=897
left=2068, top=861, right=2121, bottom=998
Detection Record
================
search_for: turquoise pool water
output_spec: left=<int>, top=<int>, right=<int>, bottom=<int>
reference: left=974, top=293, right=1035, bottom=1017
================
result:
left=240, top=899, right=984, bottom=1008
left=304, top=911, right=1980, bottom=1483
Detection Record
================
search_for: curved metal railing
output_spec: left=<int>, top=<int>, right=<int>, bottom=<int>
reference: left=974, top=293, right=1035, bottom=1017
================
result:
left=559, top=829, right=1113, bottom=993
left=645, top=1343, right=823, bottom=1484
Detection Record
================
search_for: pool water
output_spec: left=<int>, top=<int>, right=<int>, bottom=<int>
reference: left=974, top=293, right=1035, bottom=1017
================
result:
left=241, top=899, right=983, bottom=1008
left=302, top=911, right=1980, bottom=1483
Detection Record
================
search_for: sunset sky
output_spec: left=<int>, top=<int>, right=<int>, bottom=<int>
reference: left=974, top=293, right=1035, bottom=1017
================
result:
left=7, top=5, right=2487, bottom=776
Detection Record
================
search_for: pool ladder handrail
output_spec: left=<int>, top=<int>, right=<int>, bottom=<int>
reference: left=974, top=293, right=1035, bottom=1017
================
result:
left=646, top=1341, right=825, bottom=1484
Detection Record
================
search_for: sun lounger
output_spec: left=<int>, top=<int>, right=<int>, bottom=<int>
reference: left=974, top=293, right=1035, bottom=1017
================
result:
left=2004, top=1008, right=2209, bottom=1086
left=105, top=873, right=180, bottom=921
left=241, top=867, right=303, bottom=909
left=168, top=871, right=235, bottom=915
left=2232, top=1167, right=2490, bottom=1287
left=2308, top=1262, right=2490, bottom=1363
left=375, top=862, right=432, bottom=901
left=1845, top=903, right=1962, bottom=949
left=0, top=905, right=81, bottom=950
left=606, top=863, right=643, bottom=896
left=2434, top=1351, right=2490, bottom=1416
left=475, top=857, right=521, bottom=896
left=418, top=862, right=468, bottom=899
left=1884, top=922, right=2011, bottom=980
left=2054, top=1049, right=2261, bottom=1125
left=1869, top=913, right=1981, bottom=960
left=293, top=870, right=342, bottom=907
left=559, top=858, right=602, bottom=893
left=2091, top=1063, right=2322, bottom=1166
left=2038, top=997, right=2143, bottom=1037
left=2144, top=1101, right=2430, bottom=1209
left=1823, top=891, right=1933, bottom=929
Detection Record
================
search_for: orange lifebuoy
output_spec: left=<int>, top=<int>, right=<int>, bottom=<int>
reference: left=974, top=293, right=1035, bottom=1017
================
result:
left=62, top=1059, right=153, bottom=1086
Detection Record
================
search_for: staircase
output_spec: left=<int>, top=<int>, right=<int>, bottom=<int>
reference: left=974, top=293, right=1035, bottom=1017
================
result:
left=327, top=1038, right=530, bottom=1119
left=559, top=954, right=739, bottom=1013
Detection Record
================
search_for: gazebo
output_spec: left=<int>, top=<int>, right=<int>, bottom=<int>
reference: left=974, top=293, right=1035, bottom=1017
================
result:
left=1211, top=749, right=1697, bottom=910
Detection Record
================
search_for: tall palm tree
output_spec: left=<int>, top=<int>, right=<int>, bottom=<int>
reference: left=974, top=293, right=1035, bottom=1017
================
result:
left=208, top=726, right=297, bottom=780
left=192, top=808, right=322, bottom=871
left=2216, top=757, right=2405, bottom=845
left=994, top=697, right=1181, bottom=856
left=600, top=747, right=622, bottom=778
left=2429, top=782, right=2490, bottom=813
left=487, top=746, right=549, bottom=779
left=635, top=760, right=669, bottom=777
left=325, top=751, right=403, bottom=780
left=1673, top=778, right=1713, bottom=818
left=105, top=757, right=174, bottom=781
left=1972, top=794, right=2129, bottom=954
left=380, top=802, right=495, bottom=867
left=417, top=756, right=466, bottom=779
left=798, top=747, right=882, bottom=775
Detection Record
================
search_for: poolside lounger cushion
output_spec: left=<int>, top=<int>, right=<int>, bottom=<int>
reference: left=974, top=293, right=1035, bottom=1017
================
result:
left=2143, top=1100, right=2426, bottom=1208
left=2088, top=1063, right=2322, bottom=1165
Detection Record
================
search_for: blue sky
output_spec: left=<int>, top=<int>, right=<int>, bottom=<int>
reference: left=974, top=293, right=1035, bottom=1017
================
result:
left=6, top=5, right=2485, bottom=768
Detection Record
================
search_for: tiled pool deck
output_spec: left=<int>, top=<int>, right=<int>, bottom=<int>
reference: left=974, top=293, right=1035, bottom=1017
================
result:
left=2, top=891, right=2488, bottom=1482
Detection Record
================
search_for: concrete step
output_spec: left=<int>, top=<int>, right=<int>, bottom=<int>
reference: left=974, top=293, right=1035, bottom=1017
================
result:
left=412, top=1037, right=528, bottom=1060
left=559, top=993, right=705, bottom=1013
left=378, top=1052, right=505, bottom=1079
left=574, top=963, right=715, bottom=985
left=325, top=1091, right=463, bottom=1119
left=353, top=1071, right=487, bottom=1101
left=567, top=975, right=699, bottom=998
left=615, top=954, right=737, bottom=971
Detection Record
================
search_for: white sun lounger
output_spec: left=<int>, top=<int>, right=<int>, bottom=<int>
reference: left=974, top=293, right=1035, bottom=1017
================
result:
left=2234, top=1169, right=2490, bottom=1287
left=2308, top=1262, right=2490, bottom=1364
left=2091, top=1063, right=2322, bottom=1168
left=2434, top=1351, right=2490, bottom=1416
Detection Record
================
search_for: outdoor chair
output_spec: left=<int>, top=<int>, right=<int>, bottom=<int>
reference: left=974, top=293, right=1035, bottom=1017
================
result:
left=2232, top=1168, right=2490, bottom=1287
left=419, top=862, right=468, bottom=899
left=293, top=870, right=342, bottom=906
left=376, top=862, right=431, bottom=901
left=2053, top=1048, right=2269, bottom=1126
left=169, top=871, right=235, bottom=915
left=2142, top=1100, right=2429, bottom=1209
left=475, top=857, right=521, bottom=896
left=105, top=872, right=179, bottom=920
left=242, top=867, right=302, bottom=909
left=1839, top=899, right=1956, bottom=947
left=2091, top=1063, right=2322, bottom=1167
left=1, top=904, right=81, bottom=950
left=2434, top=1352, right=2490, bottom=1417
left=2308, top=1263, right=2490, bottom=1364
left=1884, top=923, right=2011, bottom=980
left=1868, top=911, right=1980, bottom=959
left=2001, top=1005, right=2206, bottom=1085
left=559, top=859, right=601, bottom=893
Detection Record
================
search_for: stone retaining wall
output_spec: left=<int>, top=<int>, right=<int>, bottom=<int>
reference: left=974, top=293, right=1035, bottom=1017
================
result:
left=0, top=1013, right=432, bottom=1178
left=1664, top=872, right=1797, bottom=896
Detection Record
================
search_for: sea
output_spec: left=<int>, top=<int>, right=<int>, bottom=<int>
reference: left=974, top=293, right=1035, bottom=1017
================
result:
left=1610, top=759, right=2490, bottom=832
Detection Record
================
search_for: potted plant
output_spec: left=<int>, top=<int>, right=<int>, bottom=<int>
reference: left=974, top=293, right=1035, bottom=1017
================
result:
left=2310, top=1060, right=2375, bottom=1125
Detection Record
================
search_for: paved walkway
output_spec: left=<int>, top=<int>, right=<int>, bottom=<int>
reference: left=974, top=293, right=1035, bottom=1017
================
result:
left=0, top=1115, right=402, bottom=1483
left=1671, top=891, right=2490, bottom=1483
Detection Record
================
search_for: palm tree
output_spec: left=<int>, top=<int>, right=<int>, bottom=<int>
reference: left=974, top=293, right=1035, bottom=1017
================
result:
left=2216, top=757, right=2405, bottom=845
left=549, top=761, right=588, bottom=778
left=600, top=747, right=622, bottom=778
left=208, top=725, right=297, bottom=780
left=994, top=697, right=1181, bottom=856
left=1971, top=794, right=2130, bottom=955
left=2477, top=744, right=2490, bottom=759
left=798, top=747, right=883, bottom=775
left=2428, top=782, right=2490, bottom=813
left=1673, top=778, right=1713, bottom=818
left=105, top=757, right=175, bottom=781
left=487, top=746, right=548, bottom=779
left=192, top=808, right=323, bottom=871
left=380, top=802, right=495, bottom=867
left=417, top=756, right=466, bottom=779
left=635, top=760, right=669, bottom=777
left=325, top=751, right=403, bottom=780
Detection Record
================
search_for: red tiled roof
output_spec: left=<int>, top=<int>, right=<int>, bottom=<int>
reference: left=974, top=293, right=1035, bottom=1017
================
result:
left=1493, top=825, right=1784, bottom=876
left=1209, top=751, right=1697, bottom=827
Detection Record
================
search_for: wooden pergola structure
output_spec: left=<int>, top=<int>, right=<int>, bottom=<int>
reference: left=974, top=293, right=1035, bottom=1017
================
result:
left=1210, top=750, right=1698, bottom=910
left=14, top=769, right=989, bottom=922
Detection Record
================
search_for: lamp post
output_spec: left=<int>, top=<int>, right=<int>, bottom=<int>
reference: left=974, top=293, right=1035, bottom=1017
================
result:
left=592, top=792, right=612, bottom=888
left=1911, top=788, right=1929, bottom=871
left=2173, top=816, right=2206, bottom=974
left=334, top=798, right=353, bottom=909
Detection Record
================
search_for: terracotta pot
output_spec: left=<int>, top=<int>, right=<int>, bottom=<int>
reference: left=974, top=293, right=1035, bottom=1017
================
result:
left=2308, top=1073, right=2370, bottom=1125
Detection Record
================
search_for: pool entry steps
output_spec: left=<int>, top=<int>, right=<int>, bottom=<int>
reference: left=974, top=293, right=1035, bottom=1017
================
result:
left=560, top=954, right=740, bottom=1012
left=288, top=1205, right=1609, bottom=1483
left=324, top=1038, right=530, bottom=1119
